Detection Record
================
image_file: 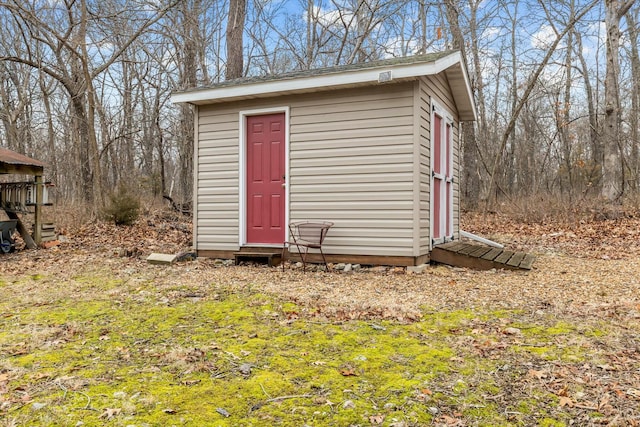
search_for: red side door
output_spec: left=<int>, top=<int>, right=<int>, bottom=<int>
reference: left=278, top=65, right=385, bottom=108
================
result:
left=432, top=113, right=444, bottom=242
left=246, top=113, right=285, bottom=245
left=431, top=110, right=453, bottom=246
left=445, top=122, right=453, bottom=238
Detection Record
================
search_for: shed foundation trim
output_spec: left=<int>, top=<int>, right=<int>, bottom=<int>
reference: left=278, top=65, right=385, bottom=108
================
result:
left=197, top=250, right=429, bottom=267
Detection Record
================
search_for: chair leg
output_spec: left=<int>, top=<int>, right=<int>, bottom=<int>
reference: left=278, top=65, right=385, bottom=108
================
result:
left=301, top=247, right=309, bottom=272
left=319, top=248, right=329, bottom=272
left=291, top=244, right=305, bottom=272
left=281, top=246, right=286, bottom=271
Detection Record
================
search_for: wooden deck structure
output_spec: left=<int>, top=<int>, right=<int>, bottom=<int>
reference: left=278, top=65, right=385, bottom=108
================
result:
left=0, top=148, right=49, bottom=247
left=431, top=241, right=535, bottom=271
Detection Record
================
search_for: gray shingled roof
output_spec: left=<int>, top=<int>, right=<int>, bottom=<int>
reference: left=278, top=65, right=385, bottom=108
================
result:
left=172, top=50, right=476, bottom=121
left=178, top=51, right=456, bottom=93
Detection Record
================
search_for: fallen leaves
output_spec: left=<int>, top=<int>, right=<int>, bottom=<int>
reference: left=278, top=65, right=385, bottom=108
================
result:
left=339, top=368, right=358, bottom=377
left=439, top=414, right=464, bottom=426
left=99, top=407, right=121, bottom=420
left=528, top=369, right=547, bottom=380
left=558, top=396, right=573, bottom=408
left=463, top=211, right=640, bottom=260
left=369, top=413, right=385, bottom=424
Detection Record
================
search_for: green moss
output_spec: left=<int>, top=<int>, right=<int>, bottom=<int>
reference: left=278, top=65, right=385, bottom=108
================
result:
left=1, top=270, right=617, bottom=426
left=539, top=418, right=566, bottom=427
left=515, top=321, right=574, bottom=337
left=279, top=301, right=300, bottom=313
left=12, top=353, right=37, bottom=368
left=463, top=403, right=505, bottom=423
left=515, top=398, right=535, bottom=414
left=583, top=328, right=607, bottom=338
left=511, top=343, right=586, bottom=362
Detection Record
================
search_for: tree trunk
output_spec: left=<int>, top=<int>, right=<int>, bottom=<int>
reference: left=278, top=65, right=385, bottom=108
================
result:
left=574, top=29, right=601, bottom=188
left=559, top=3, right=575, bottom=195
left=226, top=0, right=246, bottom=80
left=39, top=75, right=58, bottom=183
left=70, top=94, right=94, bottom=204
left=602, top=0, right=635, bottom=201
left=627, top=9, right=640, bottom=189
left=443, top=0, right=480, bottom=208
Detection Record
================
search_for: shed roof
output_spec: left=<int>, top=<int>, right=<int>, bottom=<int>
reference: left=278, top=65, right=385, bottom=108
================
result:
left=0, top=147, right=46, bottom=175
left=172, top=51, right=476, bottom=121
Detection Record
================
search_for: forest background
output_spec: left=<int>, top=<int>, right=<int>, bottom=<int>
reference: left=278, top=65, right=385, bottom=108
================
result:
left=0, top=0, right=639, bottom=217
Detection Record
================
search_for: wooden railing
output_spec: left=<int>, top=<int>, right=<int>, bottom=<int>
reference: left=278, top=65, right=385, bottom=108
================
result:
left=0, top=181, right=52, bottom=213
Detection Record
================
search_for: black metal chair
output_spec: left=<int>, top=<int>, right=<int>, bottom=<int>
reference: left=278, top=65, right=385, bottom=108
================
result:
left=282, top=221, right=333, bottom=272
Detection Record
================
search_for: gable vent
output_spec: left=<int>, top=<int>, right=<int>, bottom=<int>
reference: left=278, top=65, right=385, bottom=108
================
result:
left=378, top=71, right=392, bottom=83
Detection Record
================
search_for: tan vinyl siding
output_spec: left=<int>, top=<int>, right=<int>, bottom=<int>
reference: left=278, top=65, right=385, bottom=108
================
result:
left=195, top=83, right=416, bottom=254
left=418, top=79, right=431, bottom=253
left=289, top=83, right=415, bottom=256
left=195, top=104, right=240, bottom=250
left=192, top=106, right=199, bottom=248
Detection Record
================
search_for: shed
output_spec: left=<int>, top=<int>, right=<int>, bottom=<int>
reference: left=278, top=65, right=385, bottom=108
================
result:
left=0, top=147, right=48, bottom=247
left=172, top=50, right=477, bottom=266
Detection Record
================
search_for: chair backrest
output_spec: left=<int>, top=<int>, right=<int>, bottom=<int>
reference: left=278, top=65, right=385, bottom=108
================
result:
left=290, top=221, right=333, bottom=245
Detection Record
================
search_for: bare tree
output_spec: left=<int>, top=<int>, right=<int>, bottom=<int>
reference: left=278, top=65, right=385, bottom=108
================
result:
left=602, top=0, right=636, bottom=202
left=625, top=6, right=640, bottom=189
left=485, top=0, right=599, bottom=201
left=1, top=0, right=638, bottom=216
left=0, top=0, right=177, bottom=206
left=226, top=0, right=247, bottom=79
left=573, top=27, right=602, bottom=188
left=443, top=0, right=480, bottom=208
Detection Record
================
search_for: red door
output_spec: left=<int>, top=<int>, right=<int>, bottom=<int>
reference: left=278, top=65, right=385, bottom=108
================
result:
left=445, top=122, right=453, bottom=238
left=432, top=113, right=444, bottom=242
left=246, top=113, right=285, bottom=244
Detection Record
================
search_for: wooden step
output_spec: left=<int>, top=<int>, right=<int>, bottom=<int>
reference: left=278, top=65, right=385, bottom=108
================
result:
left=34, top=222, right=57, bottom=242
left=233, top=251, right=282, bottom=267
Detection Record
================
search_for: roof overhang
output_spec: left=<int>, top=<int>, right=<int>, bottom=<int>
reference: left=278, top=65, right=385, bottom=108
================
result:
left=172, top=51, right=477, bottom=121
left=0, top=148, right=46, bottom=175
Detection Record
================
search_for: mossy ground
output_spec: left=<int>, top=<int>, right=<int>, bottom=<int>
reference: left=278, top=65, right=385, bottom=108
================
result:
left=0, top=266, right=637, bottom=427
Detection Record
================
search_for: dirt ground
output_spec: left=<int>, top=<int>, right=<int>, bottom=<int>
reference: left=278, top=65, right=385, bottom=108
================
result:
left=3, top=209, right=640, bottom=321
left=1, top=209, right=640, bottom=426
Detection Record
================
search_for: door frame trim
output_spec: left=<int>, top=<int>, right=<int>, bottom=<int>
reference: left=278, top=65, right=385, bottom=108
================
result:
left=238, top=106, right=290, bottom=247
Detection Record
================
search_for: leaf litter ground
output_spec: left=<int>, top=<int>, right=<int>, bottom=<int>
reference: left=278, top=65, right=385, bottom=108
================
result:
left=1, top=209, right=639, bottom=426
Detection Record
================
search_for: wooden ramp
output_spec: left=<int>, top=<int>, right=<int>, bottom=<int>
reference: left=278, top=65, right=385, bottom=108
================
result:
left=431, top=241, right=535, bottom=271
